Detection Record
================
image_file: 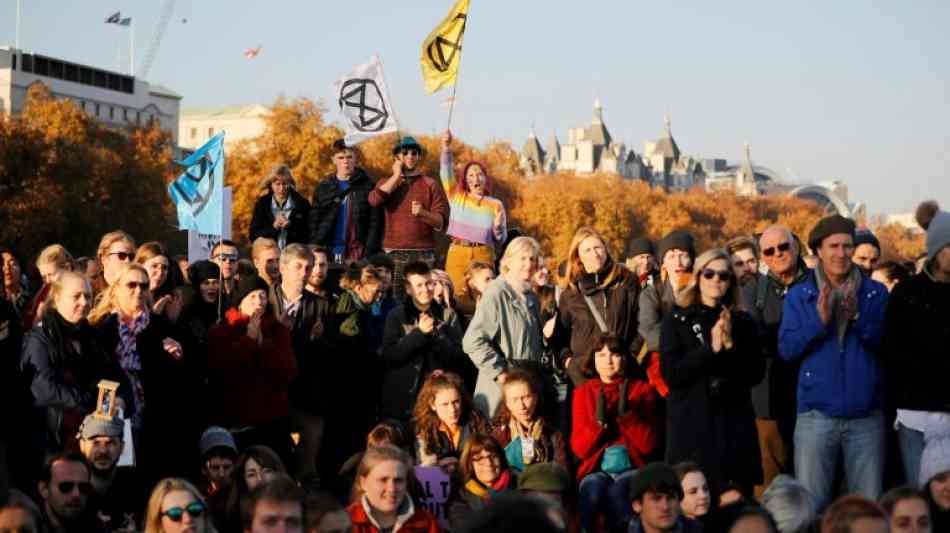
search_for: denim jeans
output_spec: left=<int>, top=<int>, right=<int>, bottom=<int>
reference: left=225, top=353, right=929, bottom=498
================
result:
left=578, top=469, right=638, bottom=532
left=897, top=423, right=926, bottom=487
left=794, top=410, right=885, bottom=510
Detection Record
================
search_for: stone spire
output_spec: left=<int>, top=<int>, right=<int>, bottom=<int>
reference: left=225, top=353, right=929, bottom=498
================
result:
left=593, top=97, right=603, bottom=124
left=738, top=141, right=755, bottom=188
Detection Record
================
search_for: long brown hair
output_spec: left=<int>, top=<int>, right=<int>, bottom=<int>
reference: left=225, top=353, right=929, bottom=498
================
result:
left=411, top=371, right=485, bottom=454
left=491, top=368, right=543, bottom=427
left=675, top=248, right=736, bottom=308
left=459, top=434, right=509, bottom=484
left=134, top=241, right=177, bottom=298
left=565, top=226, right=627, bottom=288
left=225, top=446, right=286, bottom=522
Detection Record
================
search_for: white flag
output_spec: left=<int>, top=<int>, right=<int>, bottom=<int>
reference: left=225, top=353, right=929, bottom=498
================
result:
left=332, top=55, right=399, bottom=146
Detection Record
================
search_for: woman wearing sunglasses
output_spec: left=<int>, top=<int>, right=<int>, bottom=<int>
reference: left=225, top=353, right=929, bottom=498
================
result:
left=660, top=248, right=765, bottom=501
left=92, top=230, right=137, bottom=296
left=144, top=478, right=212, bottom=533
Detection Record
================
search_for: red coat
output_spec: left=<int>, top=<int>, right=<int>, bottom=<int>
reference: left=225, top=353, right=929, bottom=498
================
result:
left=347, top=500, right=440, bottom=533
left=207, top=309, right=297, bottom=427
left=570, top=376, right=659, bottom=481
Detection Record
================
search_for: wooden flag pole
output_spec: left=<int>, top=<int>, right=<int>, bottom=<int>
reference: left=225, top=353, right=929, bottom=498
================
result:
left=445, top=10, right=469, bottom=131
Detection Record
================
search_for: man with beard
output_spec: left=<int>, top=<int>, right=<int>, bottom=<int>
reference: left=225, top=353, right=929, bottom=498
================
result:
left=77, top=414, right=147, bottom=532
left=726, top=236, right=761, bottom=288
left=37, top=452, right=102, bottom=532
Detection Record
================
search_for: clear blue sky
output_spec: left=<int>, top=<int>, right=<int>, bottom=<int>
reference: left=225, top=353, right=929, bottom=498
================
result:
left=3, top=0, right=948, bottom=215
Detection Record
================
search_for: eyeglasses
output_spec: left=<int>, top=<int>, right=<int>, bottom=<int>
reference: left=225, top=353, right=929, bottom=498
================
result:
left=399, top=148, right=421, bottom=156
left=58, top=481, right=93, bottom=495
left=214, top=254, right=239, bottom=263
left=161, top=501, right=206, bottom=522
left=108, top=252, right=133, bottom=261
left=762, top=242, right=791, bottom=257
left=471, top=453, right=500, bottom=465
left=125, top=281, right=149, bottom=291
left=701, top=269, right=733, bottom=282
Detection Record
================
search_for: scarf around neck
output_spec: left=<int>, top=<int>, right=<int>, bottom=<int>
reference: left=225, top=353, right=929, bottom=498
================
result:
left=116, top=311, right=149, bottom=428
left=508, top=417, right=548, bottom=465
left=465, top=469, right=513, bottom=501
left=814, top=264, right=862, bottom=346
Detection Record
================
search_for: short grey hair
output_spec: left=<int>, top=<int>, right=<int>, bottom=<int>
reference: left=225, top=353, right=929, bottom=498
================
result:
left=279, top=243, right=313, bottom=267
left=761, top=475, right=818, bottom=533
left=759, top=225, right=799, bottom=256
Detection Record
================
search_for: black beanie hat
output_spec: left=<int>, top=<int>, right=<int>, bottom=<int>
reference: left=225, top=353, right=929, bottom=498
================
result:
left=853, top=229, right=880, bottom=251
left=231, top=274, right=270, bottom=310
left=808, top=215, right=856, bottom=253
left=656, top=230, right=696, bottom=263
left=187, top=260, right=220, bottom=291
left=629, top=462, right=683, bottom=503
left=627, top=237, right=655, bottom=259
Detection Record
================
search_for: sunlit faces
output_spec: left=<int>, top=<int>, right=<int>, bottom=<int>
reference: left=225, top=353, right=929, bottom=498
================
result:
left=699, top=258, right=732, bottom=303
left=199, top=278, right=220, bottom=304
left=212, top=245, right=239, bottom=280
left=471, top=449, right=503, bottom=485
left=731, top=249, right=758, bottom=285
left=333, top=150, right=357, bottom=178
left=271, top=176, right=293, bottom=204
left=405, top=273, right=434, bottom=308
left=465, top=164, right=486, bottom=194
left=355, top=281, right=383, bottom=305
left=159, top=489, right=208, bottom=533
left=359, top=460, right=409, bottom=516
left=397, top=147, right=421, bottom=171
left=471, top=268, right=496, bottom=295
left=102, top=241, right=135, bottom=286
left=929, top=471, right=950, bottom=511
left=430, top=387, right=462, bottom=429
left=531, top=260, right=548, bottom=288
left=852, top=243, right=881, bottom=273
left=143, top=255, right=170, bottom=291
left=503, top=381, right=538, bottom=427
left=239, top=289, right=268, bottom=318
left=817, top=234, right=856, bottom=279
left=578, top=236, right=608, bottom=274
left=593, top=345, right=624, bottom=383
left=679, top=471, right=710, bottom=519
left=507, top=249, right=538, bottom=283
left=254, top=248, right=280, bottom=285
left=662, top=249, right=692, bottom=277
left=39, top=260, right=64, bottom=285
left=79, top=435, right=123, bottom=474
left=0, top=506, right=39, bottom=532
left=2, top=252, right=20, bottom=287
left=759, top=229, right=797, bottom=278
left=279, top=257, right=312, bottom=289
left=54, top=273, right=92, bottom=324
left=243, top=458, right=277, bottom=492
left=117, top=270, right=150, bottom=318
left=308, top=251, right=329, bottom=289
left=628, top=253, right=655, bottom=276
left=632, top=491, right=680, bottom=533
left=889, top=497, right=931, bottom=533
left=249, top=499, right=303, bottom=533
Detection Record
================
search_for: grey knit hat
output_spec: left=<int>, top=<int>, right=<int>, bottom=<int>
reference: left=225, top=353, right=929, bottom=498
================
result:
left=199, top=426, right=238, bottom=458
left=916, top=201, right=950, bottom=261
left=77, top=414, right=124, bottom=441
left=920, top=433, right=950, bottom=488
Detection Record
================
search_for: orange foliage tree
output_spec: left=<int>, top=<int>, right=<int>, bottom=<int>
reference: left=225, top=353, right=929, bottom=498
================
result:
left=0, top=83, right=178, bottom=265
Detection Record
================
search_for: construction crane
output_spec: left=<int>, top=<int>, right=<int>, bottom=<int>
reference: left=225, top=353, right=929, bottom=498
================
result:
left=139, top=0, right=176, bottom=80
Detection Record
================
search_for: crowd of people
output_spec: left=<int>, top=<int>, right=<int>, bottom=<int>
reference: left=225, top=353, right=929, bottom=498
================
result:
left=0, top=133, right=949, bottom=533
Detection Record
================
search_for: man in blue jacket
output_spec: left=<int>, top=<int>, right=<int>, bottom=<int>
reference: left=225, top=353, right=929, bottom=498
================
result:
left=778, top=215, right=888, bottom=510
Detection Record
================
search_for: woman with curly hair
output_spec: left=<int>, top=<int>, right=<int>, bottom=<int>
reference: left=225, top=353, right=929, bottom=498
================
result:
left=413, top=371, right=487, bottom=472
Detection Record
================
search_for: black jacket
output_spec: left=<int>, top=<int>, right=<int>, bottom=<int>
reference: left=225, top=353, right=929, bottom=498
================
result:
left=660, top=304, right=764, bottom=493
left=270, top=285, right=333, bottom=414
left=249, top=189, right=311, bottom=246
left=882, top=270, right=950, bottom=411
left=379, top=299, right=466, bottom=421
left=308, top=170, right=383, bottom=256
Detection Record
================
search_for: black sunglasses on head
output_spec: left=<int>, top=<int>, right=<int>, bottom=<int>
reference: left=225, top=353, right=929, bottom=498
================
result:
left=762, top=242, right=791, bottom=257
left=58, top=481, right=93, bottom=495
left=702, top=269, right=733, bottom=282
left=161, top=501, right=206, bottom=522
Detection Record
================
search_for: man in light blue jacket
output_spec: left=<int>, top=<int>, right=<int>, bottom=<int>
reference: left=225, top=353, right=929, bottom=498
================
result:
left=778, top=215, right=888, bottom=510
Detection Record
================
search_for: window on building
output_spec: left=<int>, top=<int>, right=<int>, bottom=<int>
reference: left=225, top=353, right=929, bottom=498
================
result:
left=109, top=107, right=114, bottom=120
left=80, top=101, right=86, bottom=111
left=190, top=128, right=197, bottom=139
left=136, top=111, right=141, bottom=124
left=123, top=109, right=128, bottom=121
left=208, top=127, right=214, bottom=137
left=95, top=103, right=100, bottom=117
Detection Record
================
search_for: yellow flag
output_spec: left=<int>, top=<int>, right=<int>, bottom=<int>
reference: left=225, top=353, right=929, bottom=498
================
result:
left=420, top=0, right=470, bottom=94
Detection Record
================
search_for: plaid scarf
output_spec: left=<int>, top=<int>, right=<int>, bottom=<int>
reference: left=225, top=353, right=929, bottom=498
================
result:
left=116, top=311, right=149, bottom=429
left=814, top=264, right=862, bottom=347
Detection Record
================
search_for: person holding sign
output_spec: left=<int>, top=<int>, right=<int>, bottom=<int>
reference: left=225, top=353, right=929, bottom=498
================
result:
left=440, top=130, right=507, bottom=308
left=572, top=334, right=660, bottom=533
left=347, top=445, right=440, bottom=533
left=413, top=371, right=488, bottom=471
left=489, top=368, right=568, bottom=475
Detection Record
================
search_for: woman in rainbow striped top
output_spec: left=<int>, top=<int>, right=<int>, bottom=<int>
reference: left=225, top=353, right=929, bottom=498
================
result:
left=440, top=130, right=508, bottom=313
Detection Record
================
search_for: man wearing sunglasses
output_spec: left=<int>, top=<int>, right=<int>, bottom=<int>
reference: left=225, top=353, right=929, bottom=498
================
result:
left=78, top=414, right=147, bottom=532
left=211, top=239, right=241, bottom=307
left=738, top=225, right=810, bottom=498
left=778, top=215, right=889, bottom=510
left=368, top=136, right=450, bottom=293
left=37, top=452, right=99, bottom=533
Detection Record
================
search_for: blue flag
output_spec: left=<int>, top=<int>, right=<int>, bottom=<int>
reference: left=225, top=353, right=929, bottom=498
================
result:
left=168, top=132, right=225, bottom=235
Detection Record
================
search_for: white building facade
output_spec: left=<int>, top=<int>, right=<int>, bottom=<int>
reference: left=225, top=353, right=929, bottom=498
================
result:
left=179, top=104, right=270, bottom=151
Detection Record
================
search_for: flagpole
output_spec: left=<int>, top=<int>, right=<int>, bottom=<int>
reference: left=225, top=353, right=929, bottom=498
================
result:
left=445, top=10, right=469, bottom=131
left=130, top=19, right=135, bottom=76
left=15, top=0, right=21, bottom=50
left=375, top=53, right=402, bottom=142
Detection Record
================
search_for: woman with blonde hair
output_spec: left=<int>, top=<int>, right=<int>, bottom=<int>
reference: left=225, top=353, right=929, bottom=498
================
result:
left=660, top=248, right=764, bottom=500
left=135, top=241, right=183, bottom=322
left=463, top=235, right=544, bottom=417
left=23, top=244, right=76, bottom=329
left=554, top=226, right=643, bottom=386
left=347, top=445, right=440, bottom=533
left=94, top=230, right=136, bottom=295
left=248, top=163, right=311, bottom=249
left=144, top=477, right=214, bottom=533
left=90, top=264, right=195, bottom=483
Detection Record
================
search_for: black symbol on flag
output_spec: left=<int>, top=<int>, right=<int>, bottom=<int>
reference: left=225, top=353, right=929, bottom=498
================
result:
left=172, top=152, right=216, bottom=216
left=339, top=79, right=390, bottom=132
left=427, top=13, right=467, bottom=73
